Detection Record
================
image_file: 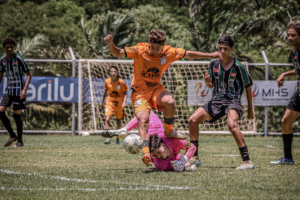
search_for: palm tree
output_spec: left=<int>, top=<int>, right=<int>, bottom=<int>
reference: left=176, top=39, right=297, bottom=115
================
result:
left=80, top=11, right=137, bottom=58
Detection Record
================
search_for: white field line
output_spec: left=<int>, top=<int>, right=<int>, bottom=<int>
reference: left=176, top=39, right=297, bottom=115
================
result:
left=213, top=155, right=240, bottom=157
left=0, top=169, right=196, bottom=190
left=263, top=145, right=282, bottom=148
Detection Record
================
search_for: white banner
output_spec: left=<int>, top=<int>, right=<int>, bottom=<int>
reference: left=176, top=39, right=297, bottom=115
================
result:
left=188, top=80, right=298, bottom=106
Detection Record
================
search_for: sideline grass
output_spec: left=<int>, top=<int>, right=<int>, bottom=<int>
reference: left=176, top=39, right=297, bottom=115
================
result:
left=0, top=135, right=299, bottom=199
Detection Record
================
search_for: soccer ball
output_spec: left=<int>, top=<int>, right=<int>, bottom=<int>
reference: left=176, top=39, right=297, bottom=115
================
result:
left=81, top=131, right=90, bottom=136
left=123, top=134, right=143, bottom=154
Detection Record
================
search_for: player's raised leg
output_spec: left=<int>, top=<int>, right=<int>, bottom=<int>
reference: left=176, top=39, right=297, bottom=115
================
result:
left=189, top=107, right=212, bottom=166
left=156, top=91, right=186, bottom=140
left=226, top=109, right=254, bottom=169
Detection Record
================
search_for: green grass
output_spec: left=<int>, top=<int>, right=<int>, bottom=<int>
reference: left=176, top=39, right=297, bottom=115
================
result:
left=0, top=135, right=299, bottom=200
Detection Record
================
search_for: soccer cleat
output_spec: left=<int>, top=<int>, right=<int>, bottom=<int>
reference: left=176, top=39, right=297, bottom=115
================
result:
left=104, top=138, right=110, bottom=144
left=13, top=142, right=24, bottom=147
left=4, top=137, right=18, bottom=147
left=270, top=157, right=294, bottom=165
left=142, top=153, right=152, bottom=166
left=236, top=160, right=255, bottom=170
left=164, top=129, right=187, bottom=140
left=116, top=139, right=120, bottom=144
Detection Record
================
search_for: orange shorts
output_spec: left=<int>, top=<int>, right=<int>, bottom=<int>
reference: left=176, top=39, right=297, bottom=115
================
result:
left=105, top=105, right=125, bottom=119
left=131, top=84, right=168, bottom=114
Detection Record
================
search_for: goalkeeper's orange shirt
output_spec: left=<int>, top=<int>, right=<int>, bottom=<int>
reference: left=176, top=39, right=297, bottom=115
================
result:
left=124, top=43, right=186, bottom=92
left=104, top=77, right=129, bottom=109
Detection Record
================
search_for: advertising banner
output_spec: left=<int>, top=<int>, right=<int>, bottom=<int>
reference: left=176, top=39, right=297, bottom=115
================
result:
left=188, top=80, right=298, bottom=106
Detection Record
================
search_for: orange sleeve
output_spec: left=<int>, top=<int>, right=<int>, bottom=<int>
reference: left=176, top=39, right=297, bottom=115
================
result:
left=104, top=80, right=108, bottom=91
left=124, top=43, right=146, bottom=58
left=170, top=47, right=186, bottom=62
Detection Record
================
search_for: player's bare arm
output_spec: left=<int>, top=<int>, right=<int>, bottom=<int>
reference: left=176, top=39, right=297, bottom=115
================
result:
left=101, top=90, right=108, bottom=110
left=20, top=70, right=32, bottom=99
left=277, top=69, right=297, bottom=88
left=103, top=34, right=126, bottom=57
left=184, top=51, right=222, bottom=60
left=245, top=87, right=254, bottom=120
left=204, top=73, right=213, bottom=89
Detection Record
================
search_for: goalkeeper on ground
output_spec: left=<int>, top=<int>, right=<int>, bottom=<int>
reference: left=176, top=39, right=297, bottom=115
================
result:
left=116, top=110, right=199, bottom=172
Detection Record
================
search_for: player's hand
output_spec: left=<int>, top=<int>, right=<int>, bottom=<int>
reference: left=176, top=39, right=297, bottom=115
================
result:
left=170, top=160, right=185, bottom=172
left=247, top=109, right=255, bottom=120
left=104, top=34, right=114, bottom=45
left=277, top=73, right=285, bottom=88
left=20, top=89, right=27, bottom=99
left=100, top=104, right=104, bottom=110
left=205, top=73, right=213, bottom=87
left=122, top=102, right=126, bottom=108
left=211, top=51, right=223, bottom=60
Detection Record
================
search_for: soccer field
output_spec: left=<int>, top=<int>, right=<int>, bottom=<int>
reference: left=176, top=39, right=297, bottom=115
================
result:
left=0, top=135, right=299, bottom=199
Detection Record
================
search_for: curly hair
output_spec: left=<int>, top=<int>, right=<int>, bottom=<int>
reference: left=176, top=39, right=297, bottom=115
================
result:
left=288, top=21, right=300, bottom=36
left=149, top=134, right=163, bottom=153
left=148, top=30, right=166, bottom=45
left=3, top=37, right=16, bottom=47
left=218, top=36, right=234, bottom=48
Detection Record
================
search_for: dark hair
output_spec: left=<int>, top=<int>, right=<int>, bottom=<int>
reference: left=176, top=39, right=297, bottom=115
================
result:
left=109, top=65, right=120, bottom=79
left=218, top=36, right=234, bottom=48
left=149, top=134, right=163, bottom=153
left=288, top=21, right=300, bottom=36
left=3, top=37, right=16, bottom=47
left=148, top=30, right=166, bottom=45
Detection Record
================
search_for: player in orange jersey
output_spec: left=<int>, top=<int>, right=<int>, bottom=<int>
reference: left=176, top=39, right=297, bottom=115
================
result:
left=104, top=30, right=222, bottom=166
left=101, top=66, right=129, bottom=145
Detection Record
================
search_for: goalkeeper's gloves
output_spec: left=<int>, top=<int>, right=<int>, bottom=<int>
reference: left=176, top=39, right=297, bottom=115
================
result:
left=117, top=127, right=128, bottom=138
left=171, top=155, right=197, bottom=172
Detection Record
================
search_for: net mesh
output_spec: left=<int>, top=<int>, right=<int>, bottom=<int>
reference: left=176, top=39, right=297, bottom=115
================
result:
left=79, top=60, right=256, bottom=133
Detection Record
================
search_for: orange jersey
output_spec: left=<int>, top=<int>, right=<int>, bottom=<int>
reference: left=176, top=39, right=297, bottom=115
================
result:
left=124, top=43, right=185, bottom=92
left=104, top=77, right=129, bottom=109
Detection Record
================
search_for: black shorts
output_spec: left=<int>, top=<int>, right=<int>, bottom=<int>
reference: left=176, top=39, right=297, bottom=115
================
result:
left=0, top=94, right=26, bottom=110
left=287, top=92, right=300, bottom=112
left=201, top=97, right=243, bottom=123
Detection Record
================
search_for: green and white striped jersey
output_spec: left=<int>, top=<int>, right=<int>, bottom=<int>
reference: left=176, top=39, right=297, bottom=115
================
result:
left=208, top=58, right=253, bottom=101
left=293, top=47, right=300, bottom=94
left=0, top=53, right=30, bottom=96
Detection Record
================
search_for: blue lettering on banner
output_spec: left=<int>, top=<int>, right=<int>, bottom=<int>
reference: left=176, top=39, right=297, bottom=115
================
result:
left=0, top=77, right=132, bottom=103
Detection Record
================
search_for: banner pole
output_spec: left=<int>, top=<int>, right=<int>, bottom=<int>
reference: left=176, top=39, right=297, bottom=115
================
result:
left=261, top=51, right=269, bottom=138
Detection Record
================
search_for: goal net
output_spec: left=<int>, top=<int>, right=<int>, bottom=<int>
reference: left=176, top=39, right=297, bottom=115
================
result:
left=78, top=60, right=256, bottom=135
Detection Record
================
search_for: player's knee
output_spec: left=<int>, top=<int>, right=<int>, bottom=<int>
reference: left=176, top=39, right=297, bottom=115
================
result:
left=228, top=122, right=238, bottom=133
left=189, top=116, right=199, bottom=126
left=162, top=96, right=175, bottom=107
left=138, top=118, right=149, bottom=129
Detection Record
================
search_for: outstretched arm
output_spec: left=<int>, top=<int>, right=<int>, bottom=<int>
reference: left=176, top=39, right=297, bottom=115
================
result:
left=277, top=69, right=297, bottom=88
left=104, top=34, right=126, bottom=57
left=184, top=51, right=222, bottom=60
left=125, top=116, right=139, bottom=132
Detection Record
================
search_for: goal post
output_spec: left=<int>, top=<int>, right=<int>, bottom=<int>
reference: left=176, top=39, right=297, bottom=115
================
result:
left=77, top=59, right=256, bottom=135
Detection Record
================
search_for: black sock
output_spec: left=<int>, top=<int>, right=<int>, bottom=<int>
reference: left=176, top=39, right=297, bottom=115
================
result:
left=283, top=133, right=293, bottom=159
left=190, top=140, right=199, bottom=157
left=239, top=145, right=250, bottom=161
left=0, top=112, right=16, bottom=138
left=13, top=114, right=23, bottom=143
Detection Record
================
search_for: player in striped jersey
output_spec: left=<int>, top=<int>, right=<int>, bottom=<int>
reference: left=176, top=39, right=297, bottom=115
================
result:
left=270, top=21, right=300, bottom=165
left=0, top=37, right=32, bottom=147
left=188, top=36, right=255, bottom=170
